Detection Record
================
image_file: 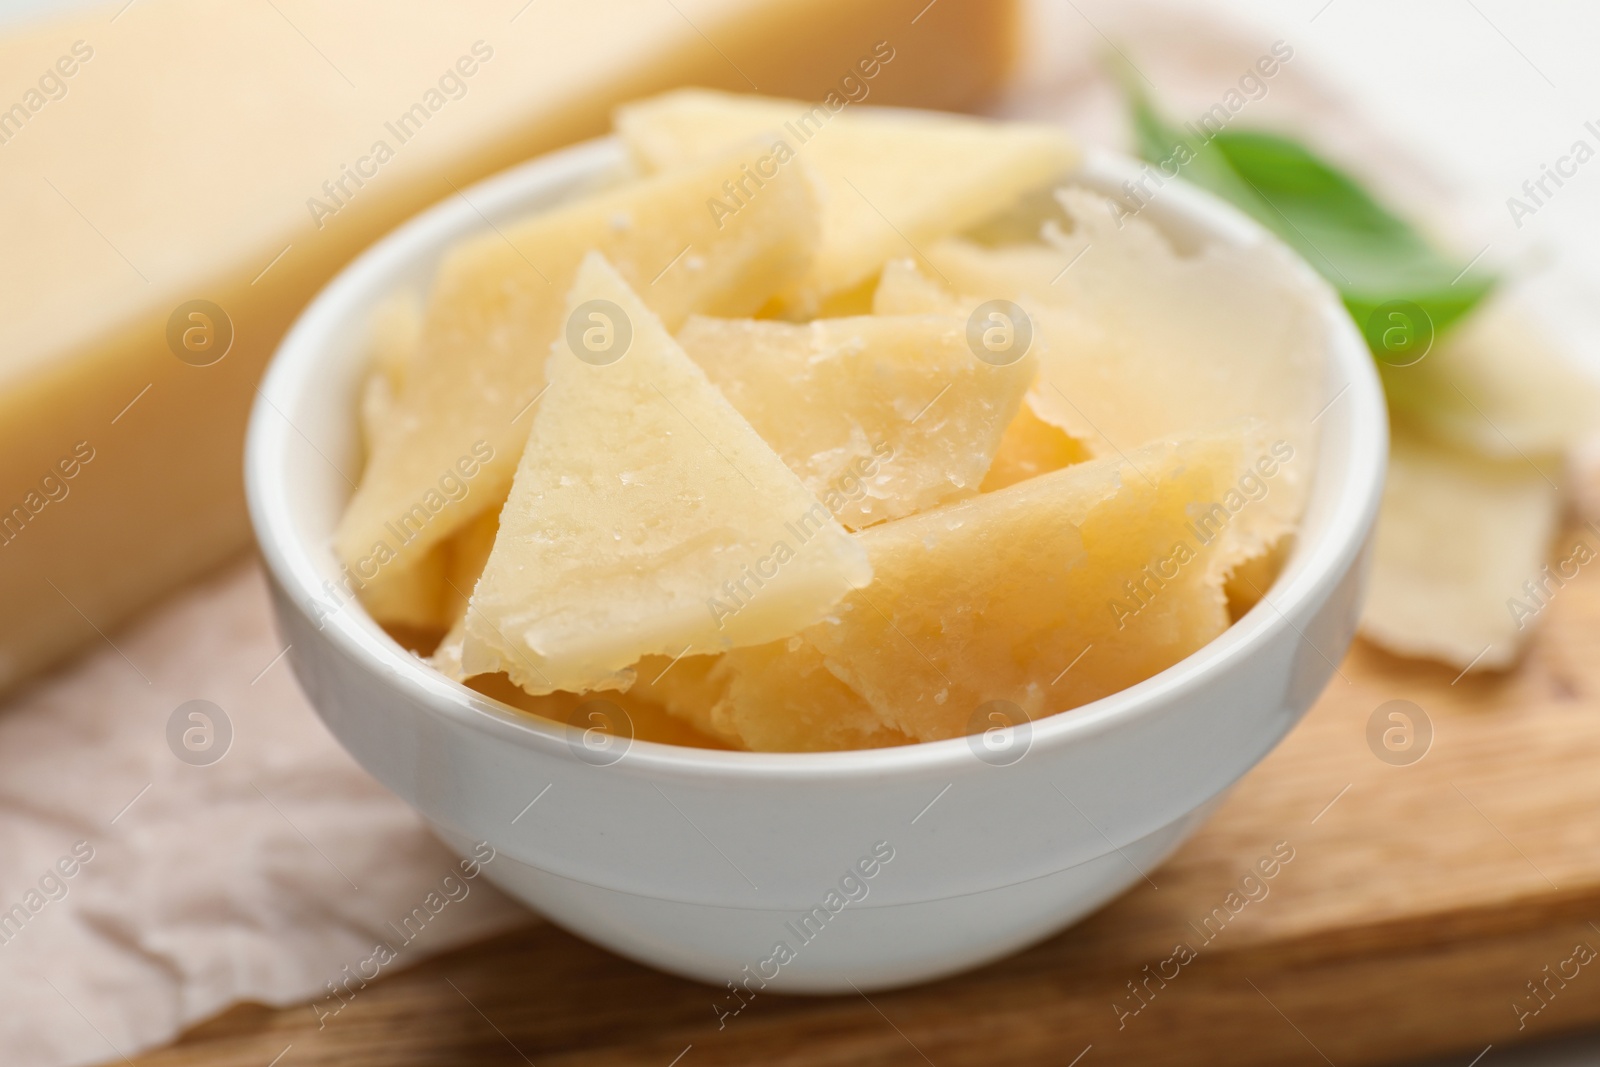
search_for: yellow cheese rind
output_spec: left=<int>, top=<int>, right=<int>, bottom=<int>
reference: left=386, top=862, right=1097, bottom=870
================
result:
left=709, top=431, right=1253, bottom=747
left=676, top=314, right=1035, bottom=529
left=616, top=88, right=1078, bottom=310
left=460, top=253, right=870, bottom=695
left=335, top=142, right=823, bottom=582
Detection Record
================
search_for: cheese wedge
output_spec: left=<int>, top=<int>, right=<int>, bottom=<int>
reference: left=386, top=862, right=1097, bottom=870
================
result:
left=874, top=201, right=1324, bottom=576
left=705, top=431, right=1253, bottom=748
left=1359, top=429, right=1562, bottom=671
left=676, top=314, right=1035, bottom=528
left=461, top=254, right=870, bottom=694
left=1381, top=286, right=1600, bottom=463
left=0, top=0, right=1017, bottom=693
left=874, top=251, right=1112, bottom=494
left=616, top=88, right=1077, bottom=311
left=336, top=141, right=824, bottom=580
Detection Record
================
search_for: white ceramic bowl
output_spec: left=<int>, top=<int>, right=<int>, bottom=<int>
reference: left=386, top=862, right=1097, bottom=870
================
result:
left=246, top=136, right=1386, bottom=993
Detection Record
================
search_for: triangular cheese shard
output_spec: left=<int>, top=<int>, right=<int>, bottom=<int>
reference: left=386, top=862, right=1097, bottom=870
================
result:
left=676, top=314, right=1036, bottom=529
left=876, top=203, right=1324, bottom=578
left=1359, top=429, right=1560, bottom=671
left=710, top=429, right=1259, bottom=747
left=616, top=89, right=1077, bottom=311
left=335, top=140, right=822, bottom=576
left=461, top=253, right=871, bottom=695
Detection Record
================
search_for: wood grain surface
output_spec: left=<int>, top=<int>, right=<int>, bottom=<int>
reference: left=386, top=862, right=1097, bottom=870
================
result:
left=126, top=527, right=1600, bottom=1067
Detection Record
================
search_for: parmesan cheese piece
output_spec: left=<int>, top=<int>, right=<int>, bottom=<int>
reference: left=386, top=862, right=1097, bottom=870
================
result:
left=1359, top=430, right=1562, bottom=671
left=460, top=254, right=869, bottom=695
left=705, top=431, right=1255, bottom=749
left=616, top=88, right=1076, bottom=311
left=335, top=139, right=824, bottom=576
left=874, top=203, right=1325, bottom=579
left=676, top=314, right=1036, bottom=528
left=0, top=0, right=1017, bottom=692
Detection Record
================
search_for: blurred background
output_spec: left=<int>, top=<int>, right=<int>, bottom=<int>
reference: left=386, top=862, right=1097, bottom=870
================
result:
left=2, top=1, right=1599, bottom=1064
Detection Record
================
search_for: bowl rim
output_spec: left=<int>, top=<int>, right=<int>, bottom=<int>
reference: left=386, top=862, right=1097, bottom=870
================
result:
left=246, top=133, right=1387, bottom=784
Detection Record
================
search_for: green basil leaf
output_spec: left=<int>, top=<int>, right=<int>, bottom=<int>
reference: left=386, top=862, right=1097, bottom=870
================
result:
left=1122, top=84, right=1495, bottom=358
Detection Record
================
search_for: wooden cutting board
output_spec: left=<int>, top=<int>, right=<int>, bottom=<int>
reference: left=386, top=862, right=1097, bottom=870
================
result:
left=127, top=524, right=1600, bottom=1067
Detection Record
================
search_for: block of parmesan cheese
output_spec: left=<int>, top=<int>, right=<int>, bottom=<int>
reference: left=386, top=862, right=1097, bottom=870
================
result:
left=0, top=0, right=1018, bottom=692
